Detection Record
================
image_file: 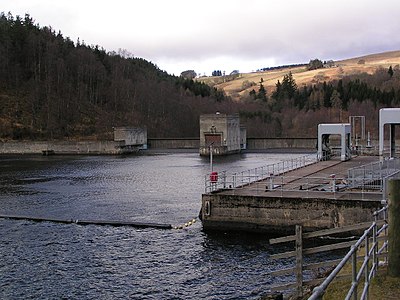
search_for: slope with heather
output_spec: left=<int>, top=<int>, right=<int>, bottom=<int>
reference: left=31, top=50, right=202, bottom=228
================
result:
left=201, top=50, right=400, bottom=101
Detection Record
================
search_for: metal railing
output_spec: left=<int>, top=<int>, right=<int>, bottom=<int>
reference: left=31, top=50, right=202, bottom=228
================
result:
left=267, top=205, right=388, bottom=299
left=205, top=157, right=400, bottom=200
left=308, top=205, right=388, bottom=300
left=205, top=153, right=320, bottom=193
left=205, top=173, right=384, bottom=201
left=347, top=158, right=400, bottom=189
left=350, top=145, right=400, bottom=156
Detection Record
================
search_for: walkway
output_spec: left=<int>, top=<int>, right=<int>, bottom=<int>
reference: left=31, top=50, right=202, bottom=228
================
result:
left=217, top=156, right=382, bottom=201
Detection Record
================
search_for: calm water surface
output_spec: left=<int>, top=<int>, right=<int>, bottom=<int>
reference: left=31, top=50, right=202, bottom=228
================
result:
left=0, top=151, right=314, bottom=299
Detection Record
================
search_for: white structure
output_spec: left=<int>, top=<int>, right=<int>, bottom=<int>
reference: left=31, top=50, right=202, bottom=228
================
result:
left=317, top=123, right=351, bottom=161
left=379, top=108, right=400, bottom=158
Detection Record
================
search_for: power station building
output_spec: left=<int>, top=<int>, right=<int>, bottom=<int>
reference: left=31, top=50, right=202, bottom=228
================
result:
left=199, top=113, right=245, bottom=156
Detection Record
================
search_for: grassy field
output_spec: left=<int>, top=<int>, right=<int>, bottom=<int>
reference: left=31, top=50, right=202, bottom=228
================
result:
left=303, top=234, right=400, bottom=300
left=317, top=269, right=400, bottom=300
left=199, top=50, right=400, bottom=101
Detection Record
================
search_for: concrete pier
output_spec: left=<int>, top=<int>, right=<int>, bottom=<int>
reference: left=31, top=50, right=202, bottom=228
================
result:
left=201, top=156, right=385, bottom=235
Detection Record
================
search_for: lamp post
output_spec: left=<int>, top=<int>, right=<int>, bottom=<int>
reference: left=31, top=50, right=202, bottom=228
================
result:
left=209, top=142, right=214, bottom=172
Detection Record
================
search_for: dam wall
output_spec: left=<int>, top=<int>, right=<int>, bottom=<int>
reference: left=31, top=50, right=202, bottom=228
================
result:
left=0, top=137, right=322, bottom=154
left=0, top=140, right=124, bottom=155
left=247, top=137, right=316, bottom=149
left=147, top=137, right=317, bottom=150
left=147, top=138, right=200, bottom=149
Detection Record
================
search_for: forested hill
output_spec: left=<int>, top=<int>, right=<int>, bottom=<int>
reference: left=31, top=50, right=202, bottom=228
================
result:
left=0, top=13, right=229, bottom=140
left=2, top=13, right=400, bottom=141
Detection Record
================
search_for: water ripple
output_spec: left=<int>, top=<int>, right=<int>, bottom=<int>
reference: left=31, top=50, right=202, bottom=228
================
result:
left=0, top=153, right=332, bottom=299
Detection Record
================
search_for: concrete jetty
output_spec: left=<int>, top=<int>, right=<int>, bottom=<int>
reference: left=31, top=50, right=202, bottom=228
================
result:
left=200, top=156, right=388, bottom=235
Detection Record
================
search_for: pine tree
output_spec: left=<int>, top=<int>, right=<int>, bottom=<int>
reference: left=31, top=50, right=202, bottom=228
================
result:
left=330, top=89, right=342, bottom=122
left=272, top=80, right=282, bottom=100
left=257, top=83, right=267, bottom=102
left=249, top=89, right=256, bottom=99
left=281, top=72, right=297, bottom=99
left=388, top=65, right=394, bottom=77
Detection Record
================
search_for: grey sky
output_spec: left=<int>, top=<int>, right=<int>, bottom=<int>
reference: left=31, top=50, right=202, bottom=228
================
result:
left=3, top=0, right=400, bottom=76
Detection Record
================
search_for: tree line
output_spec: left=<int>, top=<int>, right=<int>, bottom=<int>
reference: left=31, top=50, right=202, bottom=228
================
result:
left=243, top=66, right=400, bottom=137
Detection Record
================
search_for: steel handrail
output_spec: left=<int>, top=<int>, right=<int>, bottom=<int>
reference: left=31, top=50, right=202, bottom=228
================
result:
left=308, top=206, right=388, bottom=300
left=205, top=153, right=323, bottom=193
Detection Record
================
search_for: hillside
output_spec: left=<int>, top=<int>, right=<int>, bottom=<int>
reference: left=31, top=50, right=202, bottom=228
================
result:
left=200, top=50, right=400, bottom=101
left=1, top=13, right=400, bottom=141
left=0, top=13, right=231, bottom=140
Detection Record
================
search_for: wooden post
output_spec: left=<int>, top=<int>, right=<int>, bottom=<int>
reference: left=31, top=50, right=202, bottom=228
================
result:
left=295, top=225, right=303, bottom=298
left=388, top=179, right=400, bottom=277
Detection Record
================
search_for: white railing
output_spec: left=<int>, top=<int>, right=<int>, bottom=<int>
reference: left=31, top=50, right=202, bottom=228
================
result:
left=205, top=157, right=399, bottom=199
left=348, top=158, right=400, bottom=187
left=347, top=158, right=400, bottom=199
left=205, top=153, right=319, bottom=193
left=205, top=173, right=385, bottom=201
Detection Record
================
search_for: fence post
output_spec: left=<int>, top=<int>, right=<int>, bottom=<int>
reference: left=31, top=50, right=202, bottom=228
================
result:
left=295, top=225, right=303, bottom=298
left=352, top=246, right=358, bottom=300
left=388, top=179, right=400, bottom=277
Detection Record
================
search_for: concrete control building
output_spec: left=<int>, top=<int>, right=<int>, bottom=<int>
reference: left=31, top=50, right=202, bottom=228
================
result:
left=199, top=113, right=245, bottom=156
left=113, top=127, right=147, bottom=153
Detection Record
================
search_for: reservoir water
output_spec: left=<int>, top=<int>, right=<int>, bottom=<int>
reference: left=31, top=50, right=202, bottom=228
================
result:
left=0, top=151, right=318, bottom=299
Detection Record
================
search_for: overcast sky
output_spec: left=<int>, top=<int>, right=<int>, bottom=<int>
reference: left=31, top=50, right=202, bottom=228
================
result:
left=3, top=0, right=400, bottom=76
